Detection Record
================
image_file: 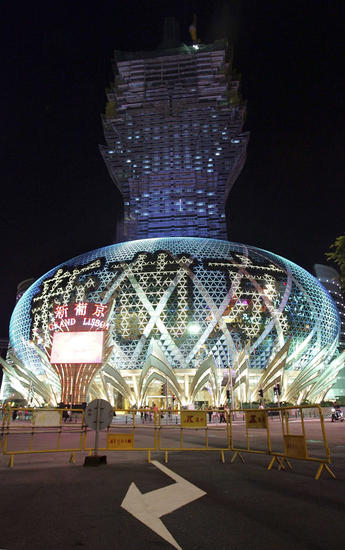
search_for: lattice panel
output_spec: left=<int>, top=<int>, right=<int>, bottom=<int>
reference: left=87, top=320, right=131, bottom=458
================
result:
left=10, top=238, right=340, bottom=379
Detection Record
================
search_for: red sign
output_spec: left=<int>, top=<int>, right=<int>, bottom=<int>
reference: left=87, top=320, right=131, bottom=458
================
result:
left=49, top=303, right=110, bottom=332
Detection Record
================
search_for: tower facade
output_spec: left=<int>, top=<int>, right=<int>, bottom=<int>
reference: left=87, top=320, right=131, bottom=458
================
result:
left=100, top=38, right=249, bottom=241
left=314, top=264, right=345, bottom=350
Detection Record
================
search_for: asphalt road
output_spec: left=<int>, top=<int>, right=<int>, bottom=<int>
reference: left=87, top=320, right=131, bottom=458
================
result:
left=0, top=418, right=344, bottom=550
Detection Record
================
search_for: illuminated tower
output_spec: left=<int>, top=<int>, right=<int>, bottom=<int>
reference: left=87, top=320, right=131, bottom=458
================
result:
left=100, top=24, right=249, bottom=241
left=314, top=264, right=345, bottom=350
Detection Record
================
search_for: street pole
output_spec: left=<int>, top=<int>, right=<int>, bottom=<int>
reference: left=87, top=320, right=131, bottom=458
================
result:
left=165, top=380, right=168, bottom=424
left=94, top=399, right=100, bottom=456
left=230, top=372, right=234, bottom=418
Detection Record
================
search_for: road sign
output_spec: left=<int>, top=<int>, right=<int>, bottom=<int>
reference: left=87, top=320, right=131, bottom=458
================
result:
left=85, top=399, right=113, bottom=430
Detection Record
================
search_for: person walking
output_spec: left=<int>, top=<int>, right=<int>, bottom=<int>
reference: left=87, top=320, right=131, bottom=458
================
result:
left=219, top=405, right=226, bottom=423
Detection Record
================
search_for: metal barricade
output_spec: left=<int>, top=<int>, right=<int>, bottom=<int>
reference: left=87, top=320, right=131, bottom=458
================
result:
left=84, top=408, right=159, bottom=462
left=229, top=404, right=335, bottom=480
left=157, top=409, right=231, bottom=464
left=0, top=405, right=335, bottom=479
left=1, top=407, right=86, bottom=467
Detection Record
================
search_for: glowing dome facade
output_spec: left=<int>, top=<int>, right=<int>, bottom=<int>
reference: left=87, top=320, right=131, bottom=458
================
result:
left=6, top=237, right=342, bottom=406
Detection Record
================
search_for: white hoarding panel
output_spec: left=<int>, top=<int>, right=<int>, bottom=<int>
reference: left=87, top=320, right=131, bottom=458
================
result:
left=34, top=410, right=61, bottom=426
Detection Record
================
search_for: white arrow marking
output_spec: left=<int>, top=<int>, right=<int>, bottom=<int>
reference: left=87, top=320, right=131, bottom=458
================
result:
left=121, top=460, right=206, bottom=550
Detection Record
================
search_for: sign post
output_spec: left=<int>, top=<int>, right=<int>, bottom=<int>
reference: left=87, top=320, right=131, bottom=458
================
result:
left=94, top=399, right=101, bottom=457
left=84, top=399, right=113, bottom=466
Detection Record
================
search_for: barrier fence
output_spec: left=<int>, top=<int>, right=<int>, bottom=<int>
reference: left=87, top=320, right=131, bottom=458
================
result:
left=0, top=405, right=335, bottom=480
left=228, top=405, right=334, bottom=480
left=0, top=407, right=86, bottom=467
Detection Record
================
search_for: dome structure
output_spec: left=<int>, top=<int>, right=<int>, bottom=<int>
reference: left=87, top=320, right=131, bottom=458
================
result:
left=6, top=238, right=342, bottom=406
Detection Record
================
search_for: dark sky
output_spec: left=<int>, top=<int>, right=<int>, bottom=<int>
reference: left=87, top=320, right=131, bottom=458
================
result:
left=1, top=0, right=344, bottom=337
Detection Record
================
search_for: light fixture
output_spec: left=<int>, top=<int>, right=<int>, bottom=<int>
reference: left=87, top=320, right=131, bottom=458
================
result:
left=187, top=322, right=201, bottom=335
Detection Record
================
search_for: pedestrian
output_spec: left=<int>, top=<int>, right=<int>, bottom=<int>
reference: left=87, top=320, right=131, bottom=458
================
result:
left=219, top=405, right=226, bottom=423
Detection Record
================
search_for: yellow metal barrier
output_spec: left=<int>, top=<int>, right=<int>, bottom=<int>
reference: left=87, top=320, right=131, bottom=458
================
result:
left=1, top=407, right=86, bottom=467
left=0, top=405, right=335, bottom=479
left=157, top=409, right=231, bottom=464
left=229, top=404, right=335, bottom=480
left=86, top=408, right=159, bottom=463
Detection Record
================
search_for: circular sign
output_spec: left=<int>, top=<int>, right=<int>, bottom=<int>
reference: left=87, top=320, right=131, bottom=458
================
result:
left=85, top=399, right=114, bottom=430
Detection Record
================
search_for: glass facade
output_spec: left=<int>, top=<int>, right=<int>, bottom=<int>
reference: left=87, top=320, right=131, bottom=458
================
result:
left=99, top=40, right=249, bottom=241
left=9, top=238, right=341, bottom=404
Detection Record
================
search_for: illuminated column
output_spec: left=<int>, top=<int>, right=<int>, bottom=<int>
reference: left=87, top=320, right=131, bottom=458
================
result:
left=184, top=374, right=190, bottom=405
left=51, top=363, right=104, bottom=404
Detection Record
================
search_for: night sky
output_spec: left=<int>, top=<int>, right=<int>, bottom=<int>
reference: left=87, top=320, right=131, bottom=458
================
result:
left=1, top=0, right=344, bottom=338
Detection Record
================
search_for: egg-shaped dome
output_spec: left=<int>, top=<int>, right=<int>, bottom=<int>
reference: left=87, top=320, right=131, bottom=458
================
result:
left=8, top=238, right=340, bottom=404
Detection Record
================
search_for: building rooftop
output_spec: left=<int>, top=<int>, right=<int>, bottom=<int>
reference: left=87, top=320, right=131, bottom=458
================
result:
left=115, top=39, right=230, bottom=62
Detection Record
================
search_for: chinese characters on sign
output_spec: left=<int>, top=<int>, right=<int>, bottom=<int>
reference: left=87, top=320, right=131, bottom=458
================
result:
left=180, top=411, right=207, bottom=428
left=48, top=302, right=110, bottom=331
left=284, top=435, right=307, bottom=459
left=245, top=410, right=267, bottom=429
left=107, top=433, right=134, bottom=449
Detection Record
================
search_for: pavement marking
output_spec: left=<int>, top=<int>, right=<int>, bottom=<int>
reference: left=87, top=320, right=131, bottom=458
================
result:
left=121, top=459, right=206, bottom=550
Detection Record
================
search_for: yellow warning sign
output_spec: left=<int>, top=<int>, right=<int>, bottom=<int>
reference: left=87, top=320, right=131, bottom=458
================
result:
left=180, top=411, right=207, bottom=428
left=245, top=410, right=267, bottom=429
left=284, top=435, right=307, bottom=459
left=107, top=433, right=134, bottom=449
